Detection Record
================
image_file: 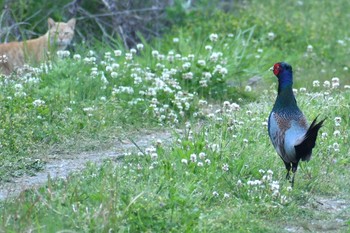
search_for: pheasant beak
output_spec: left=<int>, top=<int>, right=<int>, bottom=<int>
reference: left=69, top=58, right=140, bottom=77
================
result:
left=269, top=66, right=274, bottom=71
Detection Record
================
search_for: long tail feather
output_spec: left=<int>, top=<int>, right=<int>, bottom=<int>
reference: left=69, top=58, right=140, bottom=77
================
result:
left=294, top=117, right=326, bottom=161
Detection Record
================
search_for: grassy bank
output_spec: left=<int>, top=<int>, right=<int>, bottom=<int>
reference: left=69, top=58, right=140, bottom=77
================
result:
left=1, top=82, right=349, bottom=232
left=0, top=0, right=350, bottom=231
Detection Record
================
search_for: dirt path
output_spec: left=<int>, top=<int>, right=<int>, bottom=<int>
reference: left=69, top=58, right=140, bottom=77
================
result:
left=284, top=197, right=349, bottom=232
left=0, top=130, right=172, bottom=201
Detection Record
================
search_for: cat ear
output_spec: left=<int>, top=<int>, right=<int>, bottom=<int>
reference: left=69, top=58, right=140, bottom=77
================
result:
left=48, top=18, right=56, bottom=29
left=67, top=18, right=76, bottom=30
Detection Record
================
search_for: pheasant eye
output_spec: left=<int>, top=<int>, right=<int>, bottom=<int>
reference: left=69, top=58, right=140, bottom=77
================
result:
left=273, top=63, right=281, bottom=76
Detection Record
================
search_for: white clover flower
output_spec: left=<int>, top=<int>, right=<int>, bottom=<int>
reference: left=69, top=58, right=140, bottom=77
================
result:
left=313, top=80, right=320, bottom=87
left=33, top=99, right=45, bottom=107
left=182, top=72, right=193, bottom=80
left=83, top=107, right=94, bottom=112
left=88, top=50, right=96, bottom=56
left=333, top=130, right=340, bottom=137
left=272, top=190, right=280, bottom=197
left=188, top=54, right=195, bottom=60
left=199, top=152, right=206, bottom=159
left=299, top=87, right=307, bottom=93
left=334, top=117, right=341, bottom=126
left=205, top=45, right=212, bottom=51
left=190, top=153, right=197, bottom=163
left=257, top=48, right=263, bottom=53
left=175, top=54, right=182, bottom=60
left=267, top=170, right=273, bottom=175
left=248, top=180, right=262, bottom=186
left=151, top=50, right=159, bottom=57
left=245, top=85, right=252, bottom=92
left=323, top=80, right=331, bottom=88
left=212, top=191, right=219, bottom=197
left=14, top=83, right=23, bottom=90
left=104, top=51, right=111, bottom=58
left=205, top=159, right=211, bottom=165
left=281, top=195, right=288, bottom=204
left=287, top=186, right=293, bottom=192
left=197, top=59, right=206, bottom=66
left=130, top=48, right=137, bottom=54
left=167, top=54, right=174, bottom=62
left=270, top=181, right=280, bottom=191
left=173, top=37, right=179, bottom=43
left=111, top=72, right=118, bottom=78
left=222, top=163, right=229, bottom=172
left=182, top=62, right=191, bottom=70
left=209, top=33, right=218, bottom=42
left=307, top=45, right=313, bottom=53
left=57, top=50, right=70, bottom=58
left=114, top=50, right=122, bottom=56
left=237, top=180, right=242, bottom=187
left=155, top=139, right=162, bottom=146
left=210, top=52, right=222, bottom=62
left=83, top=57, right=91, bottom=63
left=202, top=72, right=212, bottom=79
left=90, top=67, right=98, bottom=77
left=337, top=40, right=346, bottom=46
left=197, top=162, right=204, bottom=167
left=243, top=139, right=249, bottom=144
left=136, top=43, right=144, bottom=50
left=105, top=66, right=113, bottom=72
left=267, top=32, right=276, bottom=40
left=210, top=143, right=220, bottom=152
left=181, top=159, right=188, bottom=165
left=151, top=152, right=158, bottom=160
left=230, top=103, right=240, bottom=111
left=332, top=77, right=339, bottom=83
left=219, top=67, right=228, bottom=75
left=321, top=132, right=328, bottom=139
left=333, top=143, right=340, bottom=152
left=223, top=101, right=230, bottom=108
left=64, top=107, right=72, bottom=112
left=259, top=169, right=265, bottom=174
left=199, top=79, right=208, bottom=87
left=73, top=54, right=81, bottom=60
left=125, top=53, right=133, bottom=60
left=224, top=193, right=230, bottom=198
left=331, top=77, right=340, bottom=88
left=198, top=100, right=208, bottom=106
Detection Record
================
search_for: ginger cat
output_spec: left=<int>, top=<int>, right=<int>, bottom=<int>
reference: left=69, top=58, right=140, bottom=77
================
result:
left=0, top=18, right=76, bottom=75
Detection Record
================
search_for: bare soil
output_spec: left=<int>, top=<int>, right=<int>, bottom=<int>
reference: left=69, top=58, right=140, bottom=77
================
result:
left=0, top=130, right=172, bottom=201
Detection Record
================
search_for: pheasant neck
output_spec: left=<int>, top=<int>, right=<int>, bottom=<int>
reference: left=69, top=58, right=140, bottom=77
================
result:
left=274, top=77, right=297, bottom=110
left=277, top=72, right=293, bottom=94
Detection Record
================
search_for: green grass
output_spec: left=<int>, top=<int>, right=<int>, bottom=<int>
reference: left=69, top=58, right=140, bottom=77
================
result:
left=1, top=0, right=350, bottom=231
left=1, top=85, right=349, bottom=232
